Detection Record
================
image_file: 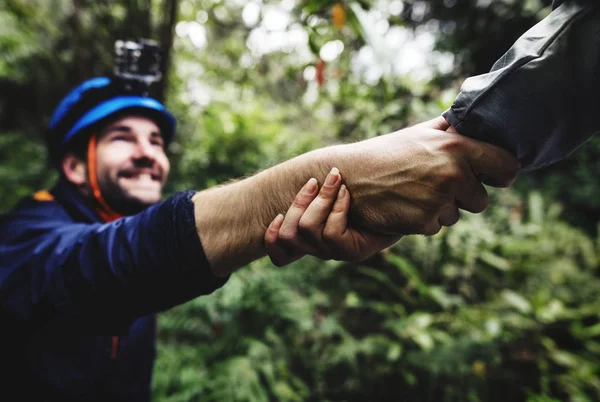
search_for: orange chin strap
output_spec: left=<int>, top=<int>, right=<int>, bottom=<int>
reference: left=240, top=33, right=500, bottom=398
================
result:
left=87, top=133, right=123, bottom=222
left=87, top=133, right=123, bottom=360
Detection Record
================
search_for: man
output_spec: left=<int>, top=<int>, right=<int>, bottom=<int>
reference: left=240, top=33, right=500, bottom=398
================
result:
left=0, top=76, right=519, bottom=401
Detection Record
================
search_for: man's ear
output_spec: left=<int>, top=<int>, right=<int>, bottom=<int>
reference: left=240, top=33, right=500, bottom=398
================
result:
left=61, top=153, right=88, bottom=186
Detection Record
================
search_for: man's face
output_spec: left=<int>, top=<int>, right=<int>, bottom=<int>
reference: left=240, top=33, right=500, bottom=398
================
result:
left=94, top=115, right=170, bottom=214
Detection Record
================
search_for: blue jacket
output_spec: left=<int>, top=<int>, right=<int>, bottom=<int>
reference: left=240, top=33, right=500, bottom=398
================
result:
left=0, top=178, right=228, bottom=401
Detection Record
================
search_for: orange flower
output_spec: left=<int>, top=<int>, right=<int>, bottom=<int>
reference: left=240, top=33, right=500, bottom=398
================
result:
left=332, top=3, right=346, bottom=30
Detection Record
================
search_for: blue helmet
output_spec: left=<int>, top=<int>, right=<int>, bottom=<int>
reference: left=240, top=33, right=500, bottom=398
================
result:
left=47, top=76, right=176, bottom=160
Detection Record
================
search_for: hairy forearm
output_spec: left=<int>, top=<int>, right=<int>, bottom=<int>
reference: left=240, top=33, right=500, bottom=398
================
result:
left=192, top=147, right=338, bottom=276
left=191, top=126, right=459, bottom=276
left=192, top=116, right=521, bottom=277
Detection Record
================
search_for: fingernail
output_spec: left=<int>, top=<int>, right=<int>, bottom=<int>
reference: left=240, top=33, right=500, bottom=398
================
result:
left=325, top=167, right=339, bottom=186
left=269, top=214, right=284, bottom=230
left=338, top=185, right=347, bottom=199
left=304, top=178, right=318, bottom=194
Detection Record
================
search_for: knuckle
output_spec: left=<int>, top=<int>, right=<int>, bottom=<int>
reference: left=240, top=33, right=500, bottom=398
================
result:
left=443, top=212, right=460, bottom=227
left=441, top=163, right=464, bottom=183
left=473, top=195, right=489, bottom=213
left=439, top=135, right=466, bottom=152
left=291, top=197, right=308, bottom=210
left=318, top=186, right=336, bottom=199
left=427, top=200, right=448, bottom=218
left=298, top=216, right=315, bottom=232
left=277, top=230, right=297, bottom=245
left=419, top=218, right=441, bottom=236
left=424, top=225, right=442, bottom=236
left=331, top=202, right=346, bottom=214
left=322, top=226, right=338, bottom=240
left=298, top=226, right=319, bottom=243
left=451, top=212, right=461, bottom=226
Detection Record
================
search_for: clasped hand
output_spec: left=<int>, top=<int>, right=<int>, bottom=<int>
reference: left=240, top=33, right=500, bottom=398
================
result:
left=264, top=116, right=520, bottom=266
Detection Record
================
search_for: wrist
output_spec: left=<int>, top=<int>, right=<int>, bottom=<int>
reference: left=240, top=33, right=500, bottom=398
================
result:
left=191, top=145, right=347, bottom=276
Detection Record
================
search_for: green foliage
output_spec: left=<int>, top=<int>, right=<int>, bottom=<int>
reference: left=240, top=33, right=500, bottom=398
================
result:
left=154, top=188, right=600, bottom=401
left=2, top=1, right=600, bottom=401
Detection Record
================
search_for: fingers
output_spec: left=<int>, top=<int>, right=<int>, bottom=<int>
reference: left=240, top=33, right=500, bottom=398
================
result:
left=321, top=184, right=352, bottom=257
left=297, top=168, right=343, bottom=253
left=265, top=214, right=303, bottom=267
left=422, top=219, right=443, bottom=236
left=322, top=184, right=350, bottom=240
left=459, top=137, right=521, bottom=188
left=445, top=123, right=520, bottom=187
left=323, top=186, right=400, bottom=261
left=446, top=125, right=459, bottom=134
left=454, top=159, right=489, bottom=214
left=413, top=115, right=451, bottom=131
left=438, top=204, right=460, bottom=227
left=278, top=178, right=321, bottom=255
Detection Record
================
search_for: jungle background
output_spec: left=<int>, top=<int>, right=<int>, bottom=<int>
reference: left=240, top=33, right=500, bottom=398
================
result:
left=2, top=0, right=600, bottom=401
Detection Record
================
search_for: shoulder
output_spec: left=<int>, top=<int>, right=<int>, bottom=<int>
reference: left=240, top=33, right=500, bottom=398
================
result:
left=0, top=191, right=73, bottom=241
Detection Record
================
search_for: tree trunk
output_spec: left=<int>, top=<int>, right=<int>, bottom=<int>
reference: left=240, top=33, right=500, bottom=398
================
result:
left=155, top=0, right=178, bottom=103
left=72, top=0, right=88, bottom=82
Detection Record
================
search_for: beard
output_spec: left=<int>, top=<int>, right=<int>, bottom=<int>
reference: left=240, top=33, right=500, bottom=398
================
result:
left=100, top=180, right=156, bottom=215
left=97, top=171, right=164, bottom=216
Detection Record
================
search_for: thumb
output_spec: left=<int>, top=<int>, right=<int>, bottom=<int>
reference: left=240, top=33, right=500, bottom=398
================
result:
left=413, top=115, right=451, bottom=131
left=446, top=125, right=459, bottom=134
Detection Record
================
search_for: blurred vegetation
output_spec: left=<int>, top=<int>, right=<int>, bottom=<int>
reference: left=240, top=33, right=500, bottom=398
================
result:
left=1, top=0, right=599, bottom=401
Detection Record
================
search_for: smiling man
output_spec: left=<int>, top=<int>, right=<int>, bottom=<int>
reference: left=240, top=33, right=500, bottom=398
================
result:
left=0, top=73, right=519, bottom=401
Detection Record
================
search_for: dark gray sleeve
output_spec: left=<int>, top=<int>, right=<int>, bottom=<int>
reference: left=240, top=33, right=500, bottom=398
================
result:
left=443, top=0, right=600, bottom=172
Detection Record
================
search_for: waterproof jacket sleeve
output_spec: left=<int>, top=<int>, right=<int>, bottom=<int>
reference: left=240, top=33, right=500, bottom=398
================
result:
left=0, top=190, right=228, bottom=333
left=443, top=0, right=600, bottom=172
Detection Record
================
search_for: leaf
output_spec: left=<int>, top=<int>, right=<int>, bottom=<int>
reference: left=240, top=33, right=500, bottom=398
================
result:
left=307, top=30, right=321, bottom=56
left=387, top=343, right=403, bottom=361
left=549, top=350, right=579, bottom=368
left=480, top=250, right=511, bottom=271
left=501, top=290, right=532, bottom=314
left=528, top=191, right=545, bottom=224
left=413, top=332, right=434, bottom=351
left=428, top=286, right=464, bottom=310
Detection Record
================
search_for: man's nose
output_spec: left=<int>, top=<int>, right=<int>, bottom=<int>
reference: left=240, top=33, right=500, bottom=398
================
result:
left=132, top=139, right=158, bottom=161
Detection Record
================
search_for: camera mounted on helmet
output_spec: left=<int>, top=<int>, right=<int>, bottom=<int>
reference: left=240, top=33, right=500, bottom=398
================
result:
left=113, top=39, right=164, bottom=96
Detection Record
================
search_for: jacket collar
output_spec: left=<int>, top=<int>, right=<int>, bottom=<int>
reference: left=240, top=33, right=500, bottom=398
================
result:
left=50, top=177, right=102, bottom=224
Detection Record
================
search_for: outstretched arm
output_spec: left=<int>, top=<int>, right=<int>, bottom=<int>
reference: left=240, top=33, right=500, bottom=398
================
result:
left=193, top=116, right=520, bottom=276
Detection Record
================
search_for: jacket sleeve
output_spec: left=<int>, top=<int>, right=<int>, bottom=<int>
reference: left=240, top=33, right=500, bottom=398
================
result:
left=443, top=0, right=600, bottom=172
left=0, top=190, right=228, bottom=334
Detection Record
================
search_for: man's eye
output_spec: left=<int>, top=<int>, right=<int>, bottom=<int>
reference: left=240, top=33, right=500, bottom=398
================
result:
left=112, top=135, right=128, bottom=142
left=151, top=140, right=164, bottom=148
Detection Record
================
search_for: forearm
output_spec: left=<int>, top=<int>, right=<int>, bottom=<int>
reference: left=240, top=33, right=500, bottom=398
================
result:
left=193, top=148, right=336, bottom=276
left=193, top=132, right=438, bottom=276
left=193, top=116, right=521, bottom=276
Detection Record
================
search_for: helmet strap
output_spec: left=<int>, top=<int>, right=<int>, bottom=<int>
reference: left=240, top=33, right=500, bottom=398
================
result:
left=87, top=133, right=123, bottom=222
